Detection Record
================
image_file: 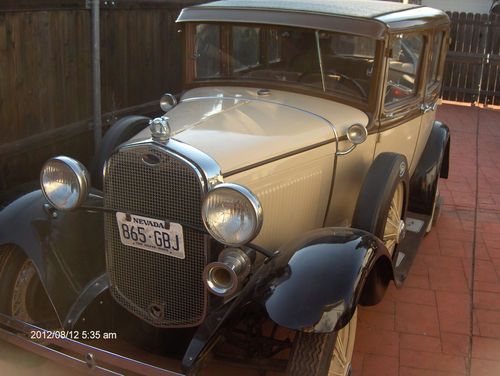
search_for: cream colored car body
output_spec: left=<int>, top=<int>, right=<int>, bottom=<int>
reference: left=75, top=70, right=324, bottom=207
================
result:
left=131, top=86, right=436, bottom=250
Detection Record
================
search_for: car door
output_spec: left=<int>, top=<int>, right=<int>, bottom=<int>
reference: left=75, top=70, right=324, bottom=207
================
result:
left=375, top=32, right=426, bottom=176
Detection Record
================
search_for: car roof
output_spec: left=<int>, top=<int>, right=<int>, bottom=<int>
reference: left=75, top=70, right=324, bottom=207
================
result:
left=191, top=0, right=419, bottom=19
left=177, top=0, right=449, bottom=39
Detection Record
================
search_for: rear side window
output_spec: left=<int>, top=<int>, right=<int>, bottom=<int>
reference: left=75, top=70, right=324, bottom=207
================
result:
left=385, top=34, right=424, bottom=105
left=426, top=32, right=444, bottom=92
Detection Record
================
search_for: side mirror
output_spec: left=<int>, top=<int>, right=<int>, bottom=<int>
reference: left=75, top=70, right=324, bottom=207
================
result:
left=160, top=93, right=178, bottom=112
left=347, top=124, right=368, bottom=145
left=337, top=124, right=368, bottom=156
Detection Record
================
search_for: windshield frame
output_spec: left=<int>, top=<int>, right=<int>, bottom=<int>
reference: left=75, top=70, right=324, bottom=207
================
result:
left=183, top=22, right=384, bottom=113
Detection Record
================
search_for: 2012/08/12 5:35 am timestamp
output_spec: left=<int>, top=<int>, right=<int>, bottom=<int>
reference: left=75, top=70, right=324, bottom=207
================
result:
left=30, top=330, right=117, bottom=340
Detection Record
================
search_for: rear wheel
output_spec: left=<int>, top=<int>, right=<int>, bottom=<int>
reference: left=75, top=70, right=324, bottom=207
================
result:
left=426, top=185, right=442, bottom=234
left=287, top=310, right=357, bottom=376
left=0, top=245, right=58, bottom=326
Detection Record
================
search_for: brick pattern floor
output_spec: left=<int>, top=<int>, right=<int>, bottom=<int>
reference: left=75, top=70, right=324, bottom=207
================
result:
left=352, top=104, right=500, bottom=376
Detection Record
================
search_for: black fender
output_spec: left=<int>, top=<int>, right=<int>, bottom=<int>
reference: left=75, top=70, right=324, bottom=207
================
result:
left=182, top=227, right=394, bottom=372
left=0, top=189, right=106, bottom=325
left=260, top=227, right=395, bottom=333
left=409, top=121, right=450, bottom=215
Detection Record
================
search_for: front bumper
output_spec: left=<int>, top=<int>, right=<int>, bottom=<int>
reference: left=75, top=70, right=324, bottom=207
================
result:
left=0, top=313, right=185, bottom=376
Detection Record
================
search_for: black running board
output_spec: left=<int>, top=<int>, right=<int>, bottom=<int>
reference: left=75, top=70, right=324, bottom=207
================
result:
left=393, top=211, right=431, bottom=283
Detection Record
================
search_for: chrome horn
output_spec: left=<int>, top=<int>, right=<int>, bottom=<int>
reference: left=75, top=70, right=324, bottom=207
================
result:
left=203, top=248, right=252, bottom=297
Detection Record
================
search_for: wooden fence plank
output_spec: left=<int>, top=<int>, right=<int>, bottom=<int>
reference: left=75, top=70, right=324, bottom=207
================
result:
left=480, top=14, right=500, bottom=105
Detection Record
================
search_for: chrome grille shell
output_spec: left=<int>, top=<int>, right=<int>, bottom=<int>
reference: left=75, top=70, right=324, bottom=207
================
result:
left=103, top=141, right=213, bottom=328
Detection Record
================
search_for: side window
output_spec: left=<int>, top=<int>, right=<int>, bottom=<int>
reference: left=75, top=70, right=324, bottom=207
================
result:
left=426, top=32, right=444, bottom=92
left=385, top=34, right=424, bottom=105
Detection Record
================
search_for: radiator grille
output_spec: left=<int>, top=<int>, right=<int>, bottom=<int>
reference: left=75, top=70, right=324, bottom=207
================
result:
left=104, top=144, right=208, bottom=327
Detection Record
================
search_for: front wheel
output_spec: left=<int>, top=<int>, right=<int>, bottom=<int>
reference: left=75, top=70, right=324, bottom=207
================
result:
left=287, top=310, right=357, bottom=376
left=352, top=153, right=409, bottom=257
left=0, top=245, right=58, bottom=326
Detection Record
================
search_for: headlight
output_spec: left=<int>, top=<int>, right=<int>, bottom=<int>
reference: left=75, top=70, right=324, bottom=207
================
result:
left=40, top=156, right=90, bottom=211
left=201, top=183, right=263, bottom=246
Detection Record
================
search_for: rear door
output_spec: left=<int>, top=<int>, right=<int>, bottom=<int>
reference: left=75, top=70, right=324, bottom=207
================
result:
left=413, top=29, right=448, bottom=165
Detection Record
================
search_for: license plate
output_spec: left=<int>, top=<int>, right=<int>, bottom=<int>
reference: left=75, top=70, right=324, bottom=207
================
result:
left=116, top=212, right=185, bottom=259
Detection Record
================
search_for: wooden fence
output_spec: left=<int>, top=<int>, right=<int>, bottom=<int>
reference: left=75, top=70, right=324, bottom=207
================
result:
left=0, top=0, right=205, bottom=192
left=442, top=11, right=500, bottom=105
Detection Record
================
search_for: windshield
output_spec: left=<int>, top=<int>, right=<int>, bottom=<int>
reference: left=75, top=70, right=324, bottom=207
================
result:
left=186, top=23, right=377, bottom=103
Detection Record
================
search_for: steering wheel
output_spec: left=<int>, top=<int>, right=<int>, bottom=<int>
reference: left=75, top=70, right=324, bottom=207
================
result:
left=299, top=71, right=367, bottom=98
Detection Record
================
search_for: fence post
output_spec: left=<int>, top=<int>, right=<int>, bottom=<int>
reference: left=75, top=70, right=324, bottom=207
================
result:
left=92, top=0, right=102, bottom=150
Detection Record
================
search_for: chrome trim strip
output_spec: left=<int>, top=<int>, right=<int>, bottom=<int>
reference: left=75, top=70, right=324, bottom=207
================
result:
left=167, top=139, right=224, bottom=189
left=119, top=138, right=223, bottom=192
left=223, top=138, right=336, bottom=177
left=0, top=313, right=185, bottom=376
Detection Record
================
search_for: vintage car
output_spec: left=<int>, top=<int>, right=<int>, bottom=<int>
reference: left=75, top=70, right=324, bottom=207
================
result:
left=0, top=1, right=451, bottom=375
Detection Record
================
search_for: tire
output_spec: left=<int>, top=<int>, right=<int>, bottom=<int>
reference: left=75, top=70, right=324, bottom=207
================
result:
left=352, top=153, right=409, bottom=257
left=287, top=310, right=357, bottom=376
left=91, top=115, right=150, bottom=190
left=426, top=186, right=442, bottom=234
left=0, top=245, right=58, bottom=326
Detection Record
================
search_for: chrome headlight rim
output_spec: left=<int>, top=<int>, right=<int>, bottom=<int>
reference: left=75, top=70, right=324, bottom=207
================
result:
left=201, top=183, right=263, bottom=247
left=40, top=156, right=90, bottom=211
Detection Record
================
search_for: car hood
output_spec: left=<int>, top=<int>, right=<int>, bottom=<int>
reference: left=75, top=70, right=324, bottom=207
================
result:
left=130, top=87, right=369, bottom=174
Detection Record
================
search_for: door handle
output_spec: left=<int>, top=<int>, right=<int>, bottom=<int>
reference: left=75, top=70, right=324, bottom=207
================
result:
left=421, top=102, right=438, bottom=113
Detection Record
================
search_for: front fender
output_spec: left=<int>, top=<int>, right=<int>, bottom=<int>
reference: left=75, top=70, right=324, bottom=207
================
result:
left=0, top=189, right=106, bottom=324
left=260, top=227, right=393, bottom=333
left=182, top=227, right=393, bottom=371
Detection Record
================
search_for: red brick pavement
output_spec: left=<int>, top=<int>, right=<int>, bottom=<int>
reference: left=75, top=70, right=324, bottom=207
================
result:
left=352, top=104, right=500, bottom=376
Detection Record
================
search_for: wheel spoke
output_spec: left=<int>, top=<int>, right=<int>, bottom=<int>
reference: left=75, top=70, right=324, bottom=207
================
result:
left=385, top=217, right=400, bottom=230
left=385, top=239, right=395, bottom=253
left=389, top=201, right=400, bottom=223
left=383, top=232, right=398, bottom=241
left=10, top=260, right=36, bottom=323
left=335, top=336, right=347, bottom=364
left=383, top=182, right=405, bottom=257
left=385, top=217, right=399, bottom=231
left=331, top=370, right=345, bottom=376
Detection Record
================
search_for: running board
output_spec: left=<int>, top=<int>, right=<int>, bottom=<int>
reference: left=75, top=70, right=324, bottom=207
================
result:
left=393, top=211, right=431, bottom=283
left=0, top=313, right=184, bottom=376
